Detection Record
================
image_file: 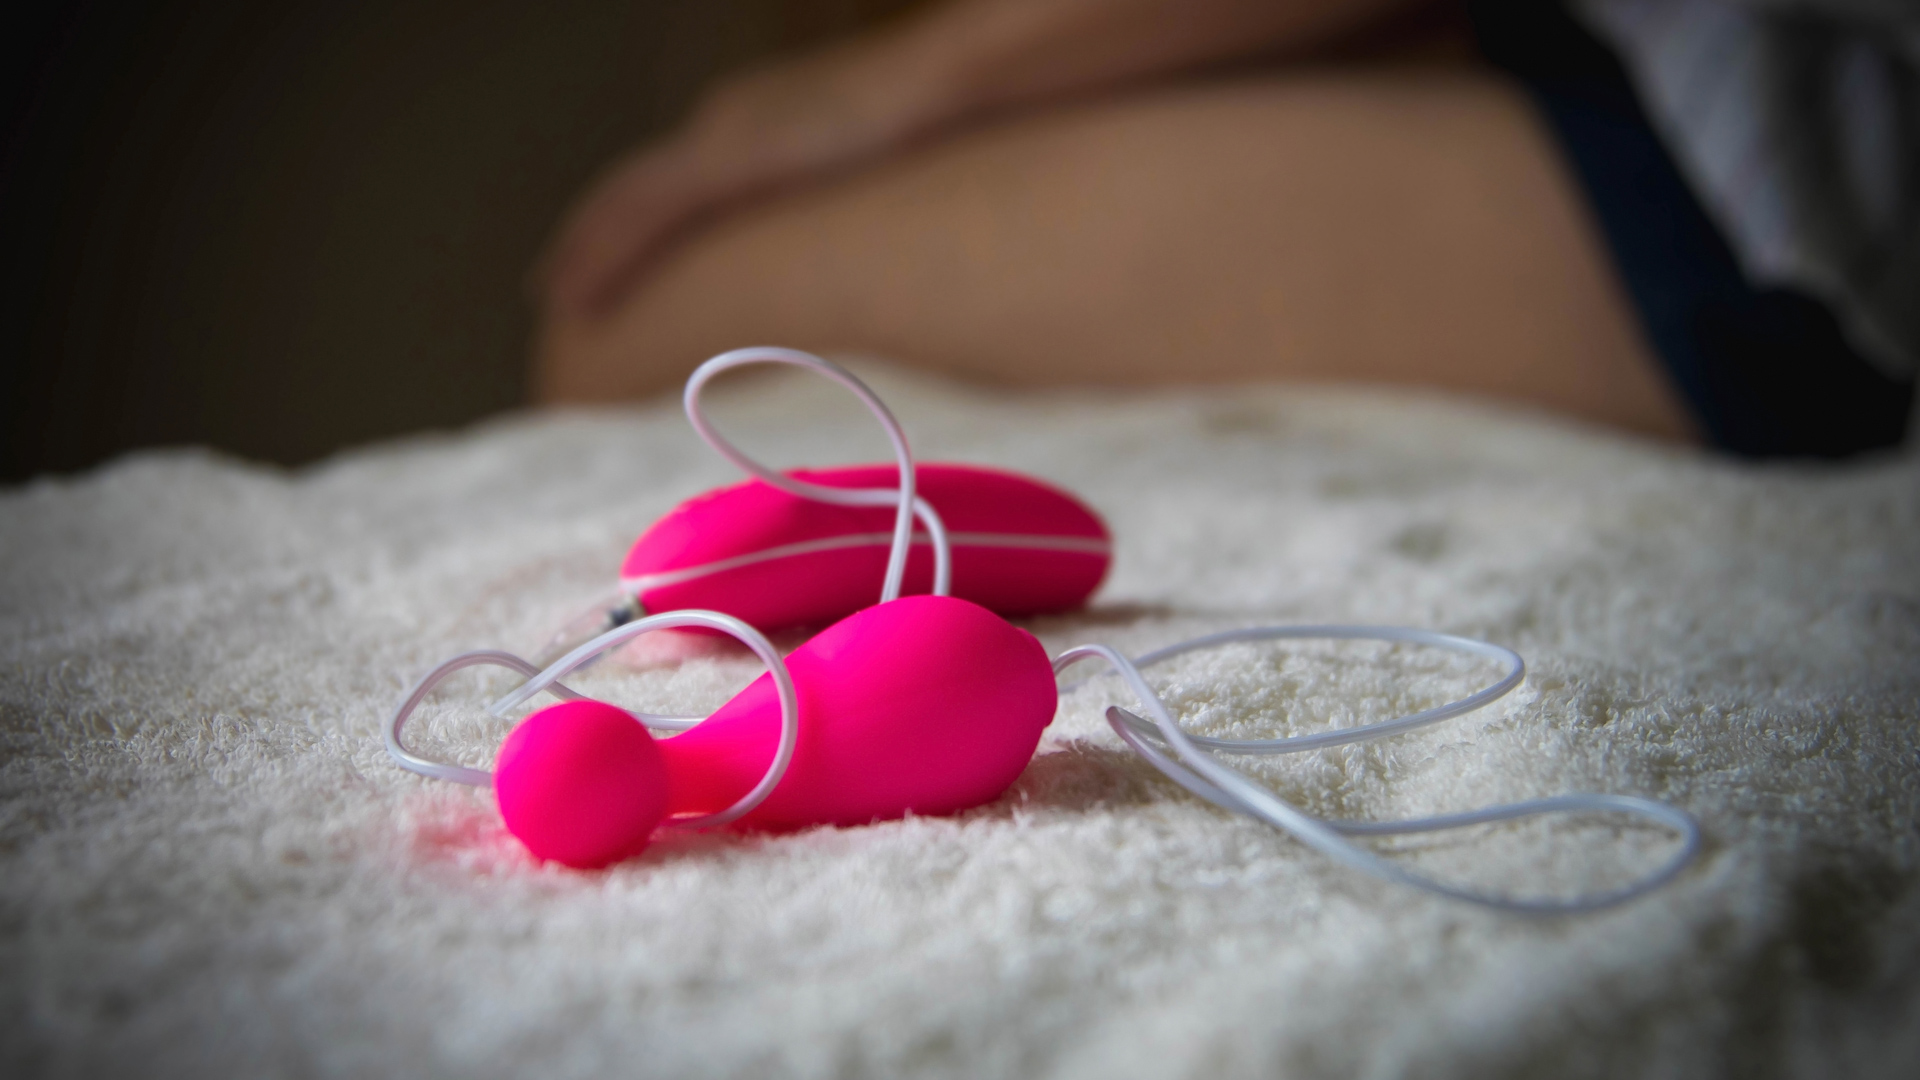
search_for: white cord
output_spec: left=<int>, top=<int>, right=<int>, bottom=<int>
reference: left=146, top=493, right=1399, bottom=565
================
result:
left=683, top=347, right=951, bottom=602
left=1053, top=638, right=1700, bottom=914
left=385, top=650, right=584, bottom=786
left=386, top=610, right=801, bottom=829
left=1116, top=625, right=1524, bottom=753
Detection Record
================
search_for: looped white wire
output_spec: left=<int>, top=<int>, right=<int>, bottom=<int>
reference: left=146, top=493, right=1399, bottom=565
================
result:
left=387, top=610, right=801, bottom=829
left=1117, top=625, right=1525, bottom=753
left=1054, top=635, right=1699, bottom=913
left=385, top=651, right=585, bottom=786
left=683, top=346, right=951, bottom=602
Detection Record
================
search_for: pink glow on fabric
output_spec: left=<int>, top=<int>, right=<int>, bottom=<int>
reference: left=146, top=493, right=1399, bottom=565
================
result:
left=494, top=699, right=669, bottom=869
left=622, top=463, right=1109, bottom=629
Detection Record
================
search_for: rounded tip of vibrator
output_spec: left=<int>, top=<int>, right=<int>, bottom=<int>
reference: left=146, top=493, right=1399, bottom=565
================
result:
left=494, top=699, right=667, bottom=869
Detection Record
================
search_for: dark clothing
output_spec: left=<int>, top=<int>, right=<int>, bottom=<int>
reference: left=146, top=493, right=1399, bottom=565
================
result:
left=1468, top=0, right=1914, bottom=458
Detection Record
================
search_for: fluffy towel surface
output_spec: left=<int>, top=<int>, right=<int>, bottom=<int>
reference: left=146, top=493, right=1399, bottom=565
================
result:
left=3, top=363, right=1917, bottom=1078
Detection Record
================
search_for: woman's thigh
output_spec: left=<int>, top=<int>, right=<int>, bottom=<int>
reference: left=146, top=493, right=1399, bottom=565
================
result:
left=537, top=66, right=1691, bottom=439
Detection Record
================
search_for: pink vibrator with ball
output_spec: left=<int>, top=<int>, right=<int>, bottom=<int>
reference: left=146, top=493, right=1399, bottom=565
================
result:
left=492, top=595, right=1058, bottom=867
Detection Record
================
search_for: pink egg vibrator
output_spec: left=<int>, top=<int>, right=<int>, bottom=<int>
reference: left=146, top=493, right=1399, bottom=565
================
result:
left=385, top=347, right=1701, bottom=913
left=618, top=462, right=1108, bottom=633
left=540, top=350, right=1110, bottom=660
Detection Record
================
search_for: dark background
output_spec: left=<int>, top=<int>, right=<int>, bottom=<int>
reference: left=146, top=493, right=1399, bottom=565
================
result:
left=2, top=0, right=920, bottom=482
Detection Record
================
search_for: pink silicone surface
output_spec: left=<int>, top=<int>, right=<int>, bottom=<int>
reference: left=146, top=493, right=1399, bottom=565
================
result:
left=658, top=595, right=1058, bottom=829
left=494, top=699, right=668, bottom=869
left=623, top=463, right=1109, bottom=631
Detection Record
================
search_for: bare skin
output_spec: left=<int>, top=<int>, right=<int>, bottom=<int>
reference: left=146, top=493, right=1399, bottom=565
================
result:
left=534, top=0, right=1693, bottom=440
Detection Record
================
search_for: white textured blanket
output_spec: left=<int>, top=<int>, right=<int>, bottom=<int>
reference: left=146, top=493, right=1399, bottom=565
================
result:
left=3, top=363, right=1917, bottom=1078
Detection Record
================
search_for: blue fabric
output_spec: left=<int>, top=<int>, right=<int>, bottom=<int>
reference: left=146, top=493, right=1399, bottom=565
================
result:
left=1467, top=0, right=1913, bottom=458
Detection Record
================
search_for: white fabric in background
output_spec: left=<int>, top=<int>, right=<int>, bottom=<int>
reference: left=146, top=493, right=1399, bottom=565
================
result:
left=2, top=362, right=1917, bottom=1078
